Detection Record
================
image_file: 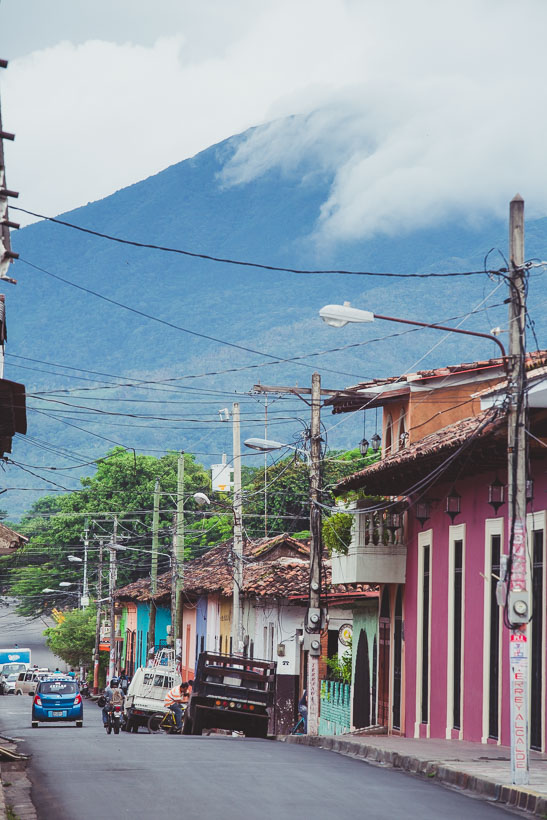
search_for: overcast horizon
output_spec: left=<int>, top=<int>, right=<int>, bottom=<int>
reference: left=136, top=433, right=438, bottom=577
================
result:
left=2, top=0, right=547, bottom=239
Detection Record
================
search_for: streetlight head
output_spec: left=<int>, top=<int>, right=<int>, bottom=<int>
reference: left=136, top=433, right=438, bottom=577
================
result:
left=42, top=588, right=55, bottom=593
left=193, top=492, right=211, bottom=507
left=67, top=555, right=82, bottom=562
left=244, top=437, right=286, bottom=453
left=319, top=302, right=374, bottom=328
left=59, top=581, right=74, bottom=587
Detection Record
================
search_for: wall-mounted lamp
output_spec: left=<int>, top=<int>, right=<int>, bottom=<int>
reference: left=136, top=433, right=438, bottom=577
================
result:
left=488, top=476, right=505, bottom=514
left=415, top=501, right=430, bottom=528
left=446, top=488, right=461, bottom=523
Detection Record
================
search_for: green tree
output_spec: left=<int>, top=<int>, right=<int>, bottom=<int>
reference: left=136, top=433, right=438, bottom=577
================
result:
left=6, top=448, right=211, bottom=615
left=241, top=447, right=379, bottom=539
left=44, top=606, right=100, bottom=669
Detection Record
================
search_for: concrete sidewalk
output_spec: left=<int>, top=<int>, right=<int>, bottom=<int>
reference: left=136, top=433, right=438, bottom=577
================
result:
left=280, top=733, right=547, bottom=817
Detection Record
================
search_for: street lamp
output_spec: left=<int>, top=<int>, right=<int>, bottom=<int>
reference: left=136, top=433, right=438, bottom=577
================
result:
left=319, top=302, right=507, bottom=357
left=244, top=438, right=310, bottom=463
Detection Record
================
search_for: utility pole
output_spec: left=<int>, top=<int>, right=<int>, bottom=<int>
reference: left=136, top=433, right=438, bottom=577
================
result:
left=264, top=396, right=268, bottom=538
left=252, top=376, right=324, bottom=732
left=81, top=518, right=89, bottom=608
left=92, top=539, right=104, bottom=694
left=148, top=478, right=160, bottom=658
left=231, top=402, right=244, bottom=654
left=506, top=194, right=529, bottom=785
left=108, top=516, right=118, bottom=683
left=174, top=452, right=185, bottom=663
left=307, top=372, right=323, bottom=736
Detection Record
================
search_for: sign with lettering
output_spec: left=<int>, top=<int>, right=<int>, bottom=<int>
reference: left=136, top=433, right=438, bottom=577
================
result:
left=510, top=627, right=529, bottom=785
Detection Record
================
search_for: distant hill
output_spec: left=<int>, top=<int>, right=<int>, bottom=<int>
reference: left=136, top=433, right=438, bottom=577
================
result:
left=3, top=120, right=546, bottom=517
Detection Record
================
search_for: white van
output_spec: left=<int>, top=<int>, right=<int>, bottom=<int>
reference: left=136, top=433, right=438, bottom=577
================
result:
left=124, top=665, right=181, bottom=733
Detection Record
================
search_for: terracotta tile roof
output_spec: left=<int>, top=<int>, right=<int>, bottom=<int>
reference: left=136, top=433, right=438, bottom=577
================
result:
left=334, top=406, right=506, bottom=494
left=325, top=350, right=547, bottom=411
left=115, top=533, right=375, bottom=603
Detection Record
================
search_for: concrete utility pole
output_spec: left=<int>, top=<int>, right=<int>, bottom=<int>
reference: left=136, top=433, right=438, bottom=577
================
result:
left=174, top=452, right=185, bottom=661
left=81, top=518, right=89, bottom=608
left=307, top=372, right=323, bottom=736
left=231, top=402, right=244, bottom=654
left=148, top=478, right=160, bottom=658
left=506, top=194, right=530, bottom=785
left=92, top=539, right=104, bottom=694
left=108, top=516, right=118, bottom=682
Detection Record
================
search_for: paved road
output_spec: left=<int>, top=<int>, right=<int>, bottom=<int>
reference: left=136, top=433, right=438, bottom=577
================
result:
left=0, top=696, right=517, bottom=820
left=0, top=601, right=65, bottom=670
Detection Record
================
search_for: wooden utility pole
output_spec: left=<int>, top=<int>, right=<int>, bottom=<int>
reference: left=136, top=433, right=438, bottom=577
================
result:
left=307, top=372, right=323, bottom=735
left=108, top=516, right=118, bottom=682
left=174, top=452, right=185, bottom=662
left=506, top=194, right=530, bottom=785
left=92, top=539, right=104, bottom=694
left=148, top=478, right=160, bottom=658
left=231, top=402, right=244, bottom=654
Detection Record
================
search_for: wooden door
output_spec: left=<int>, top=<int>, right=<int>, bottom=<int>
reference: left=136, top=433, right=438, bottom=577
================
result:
left=352, top=629, right=370, bottom=728
left=378, top=588, right=391, bottom=727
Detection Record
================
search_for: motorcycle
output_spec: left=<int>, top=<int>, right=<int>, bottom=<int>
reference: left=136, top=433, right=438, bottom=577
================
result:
left=104, top=702, right=123, bottom=735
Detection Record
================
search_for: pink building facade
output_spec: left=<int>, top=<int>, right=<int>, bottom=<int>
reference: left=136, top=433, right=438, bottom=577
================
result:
left=403, top=467, right=546, bottom=749
left=335, top=390, right=547, bottom=751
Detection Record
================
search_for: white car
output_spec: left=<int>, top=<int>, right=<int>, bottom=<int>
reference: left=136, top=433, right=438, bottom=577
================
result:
left=4, top=674, right=18, bottom=694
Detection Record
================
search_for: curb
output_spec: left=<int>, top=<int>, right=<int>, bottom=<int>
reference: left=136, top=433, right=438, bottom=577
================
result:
left=278, top=735, right=547, bottom=817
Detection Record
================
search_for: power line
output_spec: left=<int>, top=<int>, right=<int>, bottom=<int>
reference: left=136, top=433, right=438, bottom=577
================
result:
left=13, top=206, right=495, bottom=279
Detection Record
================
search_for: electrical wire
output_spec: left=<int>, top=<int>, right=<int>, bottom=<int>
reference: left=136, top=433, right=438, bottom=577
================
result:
left=13, top=206, right=498, bottom=279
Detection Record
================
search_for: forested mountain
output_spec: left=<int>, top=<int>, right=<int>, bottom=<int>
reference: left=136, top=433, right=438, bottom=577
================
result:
left=3, top=119, right=546, bottom=517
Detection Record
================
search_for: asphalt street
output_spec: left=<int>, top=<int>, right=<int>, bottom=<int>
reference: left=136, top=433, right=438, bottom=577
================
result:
left=0, top=695, right=518, bottom=820
left=0, top=601, right=66, bottom=670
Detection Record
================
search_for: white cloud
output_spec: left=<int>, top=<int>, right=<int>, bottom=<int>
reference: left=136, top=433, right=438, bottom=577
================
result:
left=2, top=0, right=547, bottom=236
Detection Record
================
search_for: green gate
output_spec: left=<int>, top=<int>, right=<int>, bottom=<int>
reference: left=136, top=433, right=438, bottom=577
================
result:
left=319, top=680, right=351, bottom=735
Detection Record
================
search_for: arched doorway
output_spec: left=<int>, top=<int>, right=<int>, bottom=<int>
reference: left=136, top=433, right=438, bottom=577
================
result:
left=353, top=629, right=370, bottom=729
left=378, top=587, right=391, bottom=727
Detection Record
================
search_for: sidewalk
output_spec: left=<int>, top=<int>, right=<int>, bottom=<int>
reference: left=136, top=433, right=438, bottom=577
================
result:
left=280, top=733, right=547, bottom=817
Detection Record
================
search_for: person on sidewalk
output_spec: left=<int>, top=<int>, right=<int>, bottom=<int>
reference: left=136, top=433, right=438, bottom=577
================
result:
left=298, top=689, right=308, bottom=733
left=164, top=680, right=190, bottom=731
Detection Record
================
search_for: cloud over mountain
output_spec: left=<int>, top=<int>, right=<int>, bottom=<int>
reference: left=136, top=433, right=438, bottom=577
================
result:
left=3, top=0, right=547, bottom=237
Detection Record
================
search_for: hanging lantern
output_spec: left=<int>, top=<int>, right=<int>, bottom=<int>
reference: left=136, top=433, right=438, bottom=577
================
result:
left=415, top=500, right=430, bottom=528
left=359, top=438, right=369, bottom=456
left=371, top=433, right=381, bottom=452
left=488, top=476, right=505, bottom=514
left=446, top=488, right=461, bottom=523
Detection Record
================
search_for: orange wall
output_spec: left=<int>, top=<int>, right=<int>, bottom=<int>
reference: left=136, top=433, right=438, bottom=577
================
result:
left=382, top=377, right=502, bottom=452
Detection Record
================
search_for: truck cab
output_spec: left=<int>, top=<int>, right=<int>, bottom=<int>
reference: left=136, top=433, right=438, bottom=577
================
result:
left=183, top=652, right=276, bottom=738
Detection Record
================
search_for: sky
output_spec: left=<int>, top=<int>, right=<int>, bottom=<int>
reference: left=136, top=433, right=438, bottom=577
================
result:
left=2, top=0, right=547, bottom=237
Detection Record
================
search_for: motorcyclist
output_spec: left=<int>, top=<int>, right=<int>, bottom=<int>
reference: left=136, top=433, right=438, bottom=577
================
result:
left=102, top=677, right=124, bottom=727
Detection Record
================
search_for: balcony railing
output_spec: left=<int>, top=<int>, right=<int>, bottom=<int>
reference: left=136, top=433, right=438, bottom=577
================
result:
left=331, top=501, right=408, bottom=586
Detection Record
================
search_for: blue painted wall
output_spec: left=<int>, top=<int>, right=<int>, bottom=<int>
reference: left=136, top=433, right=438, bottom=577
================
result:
left=195, top=596, right=208, bottom=670
left=136, top=603, right=150, bottom=669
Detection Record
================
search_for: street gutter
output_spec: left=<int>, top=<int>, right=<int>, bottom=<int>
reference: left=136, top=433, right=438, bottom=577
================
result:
left=278, top=734, right=547, bottom=817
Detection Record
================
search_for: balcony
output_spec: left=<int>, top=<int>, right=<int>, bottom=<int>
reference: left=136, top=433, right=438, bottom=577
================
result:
left=331, top=501, right=407, bottom=586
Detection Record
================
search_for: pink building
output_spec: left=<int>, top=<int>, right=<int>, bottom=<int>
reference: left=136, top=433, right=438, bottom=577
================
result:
left=331, top=354, right=547, bottom=750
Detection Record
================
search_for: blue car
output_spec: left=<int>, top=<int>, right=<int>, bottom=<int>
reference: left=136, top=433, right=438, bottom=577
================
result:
left=31, top=677, right=83, bottom=727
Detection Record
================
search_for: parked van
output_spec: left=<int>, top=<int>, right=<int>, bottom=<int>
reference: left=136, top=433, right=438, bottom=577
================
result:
left=15, top=669, right=49, bottom=696
left=124, top=651, right=181, bottom=733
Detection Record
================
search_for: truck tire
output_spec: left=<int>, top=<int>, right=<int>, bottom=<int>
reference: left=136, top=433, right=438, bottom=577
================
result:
left=191, top=708, right=206, bottom=736
left=182, top=714, right=193, bottom=735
